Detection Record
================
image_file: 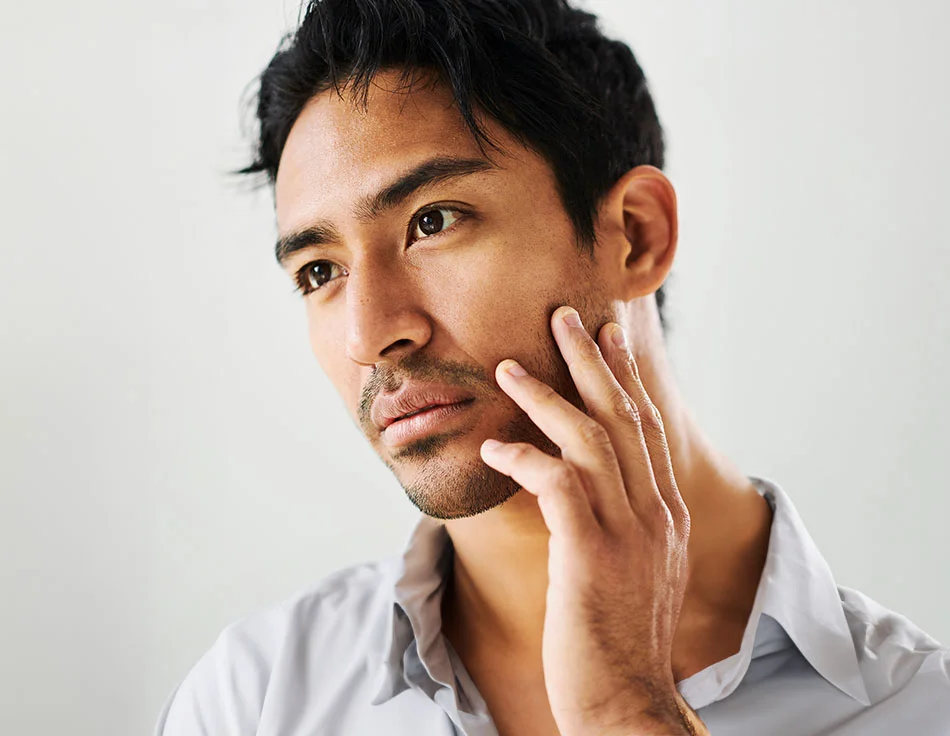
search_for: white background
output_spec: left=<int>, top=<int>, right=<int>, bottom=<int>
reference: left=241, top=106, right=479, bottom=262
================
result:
left=1, top=1, right=947, bottom=734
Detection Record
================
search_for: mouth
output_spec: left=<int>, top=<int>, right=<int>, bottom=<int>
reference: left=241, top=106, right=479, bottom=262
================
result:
left=382, top=398, right=476, bottom=448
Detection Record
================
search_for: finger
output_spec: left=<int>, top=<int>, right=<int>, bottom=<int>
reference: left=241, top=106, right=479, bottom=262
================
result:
left=494, top=358, right=627, bottom=528
left=599, top=322, right=689, bottom=534
left=480, top=439, right=599, bottom=541
left=550, top=306, right=661, bottom=522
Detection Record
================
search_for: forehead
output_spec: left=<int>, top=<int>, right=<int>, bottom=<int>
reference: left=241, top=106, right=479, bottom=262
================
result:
left=275, top=71, right=512, bottom=233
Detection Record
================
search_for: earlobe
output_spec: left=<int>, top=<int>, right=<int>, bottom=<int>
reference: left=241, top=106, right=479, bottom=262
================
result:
left=607, top=165, right=678, bottom=299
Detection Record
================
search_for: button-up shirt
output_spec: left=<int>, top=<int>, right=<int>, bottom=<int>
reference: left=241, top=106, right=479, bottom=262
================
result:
left=155, top=477, right=950, bottom=734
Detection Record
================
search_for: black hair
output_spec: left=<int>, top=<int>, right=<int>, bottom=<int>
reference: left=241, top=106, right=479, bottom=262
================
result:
left=241, top=0, right=668, bottom=328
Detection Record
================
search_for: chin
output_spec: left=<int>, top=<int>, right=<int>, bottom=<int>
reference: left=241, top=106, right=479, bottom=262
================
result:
left=380, top=433, right=519, bottom=520
left=401, top=457, right=522, bottom=520
left=379, top=408, right=551, bottom=519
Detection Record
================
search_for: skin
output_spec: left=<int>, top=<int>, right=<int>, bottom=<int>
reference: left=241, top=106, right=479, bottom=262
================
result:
left=275, top=70, right=773, bottom=735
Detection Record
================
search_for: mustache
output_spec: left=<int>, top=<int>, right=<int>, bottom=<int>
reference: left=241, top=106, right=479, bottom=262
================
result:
left=358, top=354, right=492, bottom=428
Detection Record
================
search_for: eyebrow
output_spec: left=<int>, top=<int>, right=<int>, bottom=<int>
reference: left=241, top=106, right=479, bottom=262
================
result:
left=274, top=155, right=498, bottom=266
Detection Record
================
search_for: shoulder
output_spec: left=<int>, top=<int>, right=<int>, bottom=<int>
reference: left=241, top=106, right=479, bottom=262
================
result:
left=154, top=557, right=400, bottom=736
left=838, top=585, right=950, bottom=702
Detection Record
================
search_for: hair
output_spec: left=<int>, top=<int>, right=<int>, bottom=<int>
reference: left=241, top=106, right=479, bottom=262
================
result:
left=240, top=0, right=668, bottom=328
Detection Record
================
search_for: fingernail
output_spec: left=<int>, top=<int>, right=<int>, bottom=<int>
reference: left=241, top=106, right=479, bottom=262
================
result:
left=560, top=307, right=582, bottom=328
left=500, top=359, right=527, bottom=377
left=610, top=323, right=627, bottom=349
left=482, top=439, right=503, bottom=453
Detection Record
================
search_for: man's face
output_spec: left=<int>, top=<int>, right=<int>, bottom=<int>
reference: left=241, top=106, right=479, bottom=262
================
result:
left=275, top=71, right=617, bottom=519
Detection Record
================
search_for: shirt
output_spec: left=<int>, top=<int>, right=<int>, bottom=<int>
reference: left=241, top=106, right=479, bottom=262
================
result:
left=154, top=477, right=950, bottom=735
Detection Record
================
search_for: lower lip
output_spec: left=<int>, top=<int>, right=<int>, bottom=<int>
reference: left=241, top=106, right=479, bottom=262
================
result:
left=382, top=400, right=475, bottom=447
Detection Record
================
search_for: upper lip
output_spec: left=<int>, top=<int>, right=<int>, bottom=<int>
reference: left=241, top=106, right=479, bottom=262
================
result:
left=372, top=383, right=475, bottom=430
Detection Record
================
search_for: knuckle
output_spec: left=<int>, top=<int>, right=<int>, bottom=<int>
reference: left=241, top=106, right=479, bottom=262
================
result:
left=535, top=381, right=561, bottom=406
left=639, top=401, right=663, bottom=429
left=663, top=506, right=677, bottom=535
left=617, top=353, right=640, bottom=385
left=674, top=495, right=691, bottom=529
left=645, top=499, right=676, bottom=536
left=627, top=401, right=642, bottom=429
left=549, top=462, right=579, bottom=490
left=508, top=442, right=533, bottom=460
left=577, top=336, right=603, bottom=363
left=679, top=507, right=692, bottom=538
left=608, top=388, right=638, bottom=423
left=576, top=418, right=610, bottom=447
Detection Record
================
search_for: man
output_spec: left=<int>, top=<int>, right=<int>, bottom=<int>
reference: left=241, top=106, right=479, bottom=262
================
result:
left=155, top=0, right=950, bottom=733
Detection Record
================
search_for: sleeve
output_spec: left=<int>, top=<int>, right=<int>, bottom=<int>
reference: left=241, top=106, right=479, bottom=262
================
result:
left=153, top=623, right=272, bottom=736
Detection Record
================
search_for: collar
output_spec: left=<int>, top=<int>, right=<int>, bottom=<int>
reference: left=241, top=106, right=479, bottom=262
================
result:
left=370, top=514, right=454, bottom=705
left=369, top=477, right=870, bottom=709
left=677, top=477, right=870, bottom=708
left=749, top=477, right=870, bottom=705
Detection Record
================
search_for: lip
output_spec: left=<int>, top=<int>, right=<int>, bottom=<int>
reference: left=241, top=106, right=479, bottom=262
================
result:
left=381, top=399, right=475, bottom=447
left=372, top=383, right=476, bottom=430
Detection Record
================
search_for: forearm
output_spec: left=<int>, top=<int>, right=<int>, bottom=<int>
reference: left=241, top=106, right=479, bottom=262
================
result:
left=603, top=690, right=708, bottom=736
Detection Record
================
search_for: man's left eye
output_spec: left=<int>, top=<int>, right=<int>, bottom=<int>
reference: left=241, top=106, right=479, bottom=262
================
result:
left=412, top=207, right=461, bottom=240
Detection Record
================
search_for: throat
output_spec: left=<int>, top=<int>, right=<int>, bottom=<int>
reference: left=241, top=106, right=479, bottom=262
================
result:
left=440, top=504, right=551, bottom=664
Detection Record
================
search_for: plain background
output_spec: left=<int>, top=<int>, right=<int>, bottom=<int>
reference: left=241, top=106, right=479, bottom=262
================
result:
left=1, top=1, right=948, bottom=734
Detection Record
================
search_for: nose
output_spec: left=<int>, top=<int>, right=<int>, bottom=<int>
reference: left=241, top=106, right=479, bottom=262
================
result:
left=343, top=257, right=432, bottom=365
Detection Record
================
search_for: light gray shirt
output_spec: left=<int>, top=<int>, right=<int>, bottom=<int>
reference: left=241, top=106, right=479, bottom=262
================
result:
left=155, top=477, right=950, bottom=734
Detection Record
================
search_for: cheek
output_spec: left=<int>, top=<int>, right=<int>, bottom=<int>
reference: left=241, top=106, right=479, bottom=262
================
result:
left=425, top=241, right=574, bottom=365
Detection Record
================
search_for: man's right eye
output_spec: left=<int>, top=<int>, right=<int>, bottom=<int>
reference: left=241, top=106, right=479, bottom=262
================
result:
left=294, top=261, right=346, bottom=296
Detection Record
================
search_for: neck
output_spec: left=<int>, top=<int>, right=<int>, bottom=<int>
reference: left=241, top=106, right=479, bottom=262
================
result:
left=441, top=307, right=773, bottom=681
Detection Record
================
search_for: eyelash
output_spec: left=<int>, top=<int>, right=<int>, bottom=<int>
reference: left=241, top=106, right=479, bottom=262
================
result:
left=291, top=204, right=470, bottom=297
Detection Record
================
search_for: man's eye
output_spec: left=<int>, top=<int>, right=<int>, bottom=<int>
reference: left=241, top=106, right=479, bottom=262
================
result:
left=411, top=207, right=461, bottom=240
left=294, top=261, right=345, bottom=296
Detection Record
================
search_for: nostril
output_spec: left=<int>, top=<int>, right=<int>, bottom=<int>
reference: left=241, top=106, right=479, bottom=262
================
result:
left=380, top=338, right=415, bottom=359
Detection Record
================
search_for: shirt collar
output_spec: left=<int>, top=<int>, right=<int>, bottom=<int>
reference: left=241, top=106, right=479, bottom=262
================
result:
left=370, top=514, right=453, bottom=705
left=370, top=477, right=870, bottom=709
left=747, top=477, right=870, bottom=706
left=677, top=477, right=870, bottom=709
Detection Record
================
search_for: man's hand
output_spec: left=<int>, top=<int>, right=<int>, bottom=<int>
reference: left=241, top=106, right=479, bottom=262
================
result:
left=480, top=306, right=707, bottom=736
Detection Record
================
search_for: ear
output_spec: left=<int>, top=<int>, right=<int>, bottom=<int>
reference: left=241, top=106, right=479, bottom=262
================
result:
left=597, top=165, right=678, bottom=300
